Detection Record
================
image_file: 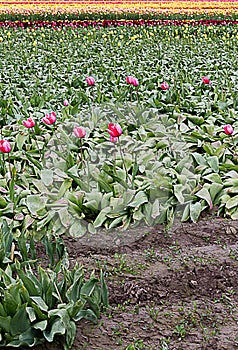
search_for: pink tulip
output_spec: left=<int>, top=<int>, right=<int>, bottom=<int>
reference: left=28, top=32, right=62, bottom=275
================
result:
left=160, top=82, right=169, bottom=90
left=73, top=126, right=86, bottom=138
left=42, top=112, right=56, bottom=125
left=86, top=76, right=95, bottom=86
left=223, top=124, right=234, bottom=135
left=132, top=78, right=139, bottom=87
left=22, top=117, right=35, bottom=128
left=126, top=76, right=139, bottom=86
left=63, top=100, right=69, bottom=106
left=107, top=123, right=122, bottom=137
left=110, top=136, right=118, bottom=143
left=126, top=76, right=134, bottom=85
left=202, top=76, right=210, bottom=84
left=0, top=140, right=11, bottom=153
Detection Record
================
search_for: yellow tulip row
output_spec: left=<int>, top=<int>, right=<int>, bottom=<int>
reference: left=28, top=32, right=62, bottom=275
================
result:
left=0, top=1, right=237, bottom=15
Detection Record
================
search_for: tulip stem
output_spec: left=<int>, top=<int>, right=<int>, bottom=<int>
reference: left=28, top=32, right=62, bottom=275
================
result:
left=8, top=153, right=11, bottom=179
left=113, top=143, right=116, bottom=169
left=78, top=139, right=83, bottom=163
left=86, top=156, right=90, bottom=189
left=31, top=130, right=42, bottom=162
left=118, top=138, right=129, bottom=184
left=1, top=153, right=4, bottom=175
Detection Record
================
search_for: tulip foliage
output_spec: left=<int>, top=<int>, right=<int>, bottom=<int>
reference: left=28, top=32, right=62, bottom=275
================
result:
left=0, top=221, right=108, bottom=349
left=0, top=21, right=237, bottom=239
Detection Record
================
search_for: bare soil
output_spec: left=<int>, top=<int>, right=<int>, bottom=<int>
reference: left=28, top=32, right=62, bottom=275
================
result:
left=18, top=215, right=238, bottom=350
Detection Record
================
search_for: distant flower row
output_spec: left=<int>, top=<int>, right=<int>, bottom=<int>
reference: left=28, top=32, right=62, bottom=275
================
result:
left=0, top=0, right=237, bottom=18
left=0, top=18, right=238, bottom=28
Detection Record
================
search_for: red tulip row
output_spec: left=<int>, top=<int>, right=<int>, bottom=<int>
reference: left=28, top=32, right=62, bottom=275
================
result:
left=0, top=18, right=237, bottom=28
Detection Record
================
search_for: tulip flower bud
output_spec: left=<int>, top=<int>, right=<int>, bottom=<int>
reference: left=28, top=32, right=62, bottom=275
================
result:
left=22, top=117, right=35, bottom=128
left=0, top=140, right=11, bottom=153
left=160, top=82, right=169, bottom=90
left=202, top=76, right=210, bottom=84
left=86, top=76, right=95, bottom=86
left=73, top=126, right=86, bottom=138
left=42, top=112, right=56, bottom=125
left=132, top=78, right=139, bottom=87
left=107, top=123, right=122, bottom=137
left=126, top=76, right=134, bottom=85
left=223, top=124, right=234, bottom=135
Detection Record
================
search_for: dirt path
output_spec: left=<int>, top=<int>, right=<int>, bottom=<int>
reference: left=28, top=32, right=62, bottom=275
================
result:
left=18, top=216, right=238, bottom=350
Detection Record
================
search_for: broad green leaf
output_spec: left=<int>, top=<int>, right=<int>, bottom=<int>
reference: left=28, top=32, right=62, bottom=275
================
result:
left=190, top=202, right=202, bottom=223
left=73, top=309, right=98, bottom=323
left=207, top=156, right=219, bottom=172
left=204, top=173, right=222, bottom=184
left=181, top=204, right=190, bottom=222
left=100, top=270, right=109, bottom=308
left=80, top=278, right=98, bottom=299
left=57, top=179, right=72, bottom=199
left=58, top=208, right=70, bottom=228
left=226, top=196, right=238, bottom=210
left=10, top=304, right=30, bottom=336
left=40, top=169, right=54, bottom=187
left=93, top=207, right=111, bottom=228
left=231, top=209, right=238, bottom=220
left=26, top=195, right=47, bottom=216
left=0, top=315, right=11, bottom=333
left=33, top=320, right=48, bottom=331
left=18, top=327, right=40, bottom=346
left=65, top=320, right=76, bottom=349
left=195, top=188, right=212, bottom=207
left=209, top=183, right=223, bottom=202
left=26, top=307, right=36, bottom=322
left=43, top=318, right=66, bottom=342
left=16, top=133, right=29, bottom=150
left=173, top=184, right=185, bottom=204
left=3, top=291, right=19, bottom=317
left=69, top=220, right=87, bottom=237
left=30, top=297, right=48, bottom=312
left=129, top=191, right=148, bottom=208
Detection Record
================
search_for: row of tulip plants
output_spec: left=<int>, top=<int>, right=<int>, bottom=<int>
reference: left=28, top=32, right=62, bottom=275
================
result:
left=0, top=11, right=237, bottom=24
left=0, top=22, right=237, bottom=238
left=0, top=0, right=237, bottom=18
left=1, top=18, right=238, bottom=29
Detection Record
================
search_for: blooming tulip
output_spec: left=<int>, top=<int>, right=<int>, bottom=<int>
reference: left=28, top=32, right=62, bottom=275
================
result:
left=73, top=126, right=86, bottom=138
left=223, top=124, right=234, bottom=135
left=22, top=117, right=35, bottom=129
left=107, top=123, right=122, bottom=137
left=132, top=78, right=139, bottom=87
left=160, top=82, right=169, bottom=90
left=0, top=140, right=11, bottom=153
left=63, top=100, right=69, bottom=106
left=42, top=111, right=56, bottom=125
left=126, top=76, right=134, bottom=85
left=202, top=76, right=210, bottom=84
left=126, top=76, right=138, bottom=86
left=110, top=136, right=118, bottom=143
left=86, top=76, right=95, bottom=86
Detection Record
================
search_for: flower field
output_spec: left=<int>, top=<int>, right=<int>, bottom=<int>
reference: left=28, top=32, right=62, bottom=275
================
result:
left=0, top=1, right=238, bottom=349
